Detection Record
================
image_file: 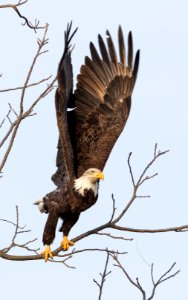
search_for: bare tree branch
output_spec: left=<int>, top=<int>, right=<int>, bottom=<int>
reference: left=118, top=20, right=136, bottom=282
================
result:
left=112, top=253, right=142, bottom=291
left=0, top=206, right=39, bottom=255
left=57, top=248, right=127, bottom=258
left=19, top=25, right=49, bottom=113
left=8, top=103, right=18, bottom=118
left=0, top=25, right=56, bottom=174
left=108, top=224, right=188, bottom=233
left=96, top=232, right=133, bottom=241
left=0, top=0, right=46, bottom=32
left=0, top=75, right=52, bottom=93
left=0, top=118, right=5, bottom=128
left=93, top=252, right=111, bottom=300
left=147, top=263, right=180, bottom=300
left=0, top=217, right=25, bottom=229
left=109, top=194, right=117, bottom=222
left=128, top=152, right=136, bottom=187
left=111, top=254, right=180, bottom=300
left=112, top=144, right=169, bottom=224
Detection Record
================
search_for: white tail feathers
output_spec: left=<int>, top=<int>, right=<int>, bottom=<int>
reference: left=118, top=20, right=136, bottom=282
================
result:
left=33, top=199, right=45, bottom=213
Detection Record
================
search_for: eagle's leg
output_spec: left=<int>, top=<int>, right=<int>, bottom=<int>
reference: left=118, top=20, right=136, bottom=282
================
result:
left=61, top=236, right=75, bottom=251
left=41, top=245, right=53, bottom=262
left=60, top=213, right=80, bottom=251
left=41, top=209, right=59, bottom=261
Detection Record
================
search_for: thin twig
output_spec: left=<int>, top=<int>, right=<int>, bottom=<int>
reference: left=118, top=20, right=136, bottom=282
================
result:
left=0, top=118, right=5, bottom=128
left=0, top=206, right=38, bottom=255
left=112, top=145, right=169, bottom=224
left=0, top=1, right=46, bottom=32
left=128, top=152, right=136, bottom=187
left=147, top=263, right=180, bottom=300
left=112, top=253, right=141, bottom=291
left=0, top=75, right=52, bottom=93
left=112, top=254, right=180, bottom=300
left=93, top=252, right=111, bottom=300
left=96, top=232, right=133, bottom=241
left=109, top=194, right=116, bottom=222
left=8, top=103, right=18, bottom=117
left=0, top=217, right=26, bottom=229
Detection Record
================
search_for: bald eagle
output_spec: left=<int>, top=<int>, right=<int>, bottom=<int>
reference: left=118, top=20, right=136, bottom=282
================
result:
left=35, top=22, right=140, bottom=261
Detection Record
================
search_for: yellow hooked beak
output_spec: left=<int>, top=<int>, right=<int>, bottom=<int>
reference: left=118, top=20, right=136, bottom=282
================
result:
left=95, top=171, right=104, bottom=180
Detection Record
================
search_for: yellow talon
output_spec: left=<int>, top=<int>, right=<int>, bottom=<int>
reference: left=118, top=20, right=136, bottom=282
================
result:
left=41, top=245, right=53, bottom=262
left=61, top=236, right=75, bottom=251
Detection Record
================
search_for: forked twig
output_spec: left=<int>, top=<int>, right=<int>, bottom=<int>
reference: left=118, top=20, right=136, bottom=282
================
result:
left=93, top=252, right=111, bottom=300
left=111, top=254, right=180, bottom=300
left=1, top=206, right=39, bottom=255
left=0, top=0, right=46, bottom=32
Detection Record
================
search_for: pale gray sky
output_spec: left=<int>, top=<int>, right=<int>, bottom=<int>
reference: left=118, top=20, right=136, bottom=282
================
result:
left=1, top=0, right=188, bottom=299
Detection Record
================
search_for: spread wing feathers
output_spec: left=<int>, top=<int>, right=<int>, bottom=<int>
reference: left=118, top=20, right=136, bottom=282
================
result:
left=74, top=26, right=140, bottom=176
left=51, top=22, right=78, bottom=187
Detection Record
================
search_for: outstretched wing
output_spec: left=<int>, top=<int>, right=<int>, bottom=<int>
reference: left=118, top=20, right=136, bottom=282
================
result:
left=74, top=26, right=140, bottom=177
left=51, top=22, right=78, bottom=187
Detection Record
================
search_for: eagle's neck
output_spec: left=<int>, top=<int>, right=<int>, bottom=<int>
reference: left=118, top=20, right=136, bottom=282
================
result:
left=74, top=176, right=99, bottom=197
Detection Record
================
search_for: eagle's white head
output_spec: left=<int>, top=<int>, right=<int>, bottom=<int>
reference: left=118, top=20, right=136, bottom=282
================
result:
left=74, top=168, right=104, bottom=197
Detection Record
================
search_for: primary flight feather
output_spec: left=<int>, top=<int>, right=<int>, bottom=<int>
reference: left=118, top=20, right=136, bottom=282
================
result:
left=34, top=22, right=140, bottom=261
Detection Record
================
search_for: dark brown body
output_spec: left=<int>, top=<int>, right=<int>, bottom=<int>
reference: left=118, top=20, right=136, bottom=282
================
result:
left=42, top=188, right=97, bottom=246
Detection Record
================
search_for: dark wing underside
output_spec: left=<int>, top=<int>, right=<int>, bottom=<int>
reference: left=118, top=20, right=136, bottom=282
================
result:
left=51, top=23, right=78, bottom=187
left=74, top=26, right=140, bottom=177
